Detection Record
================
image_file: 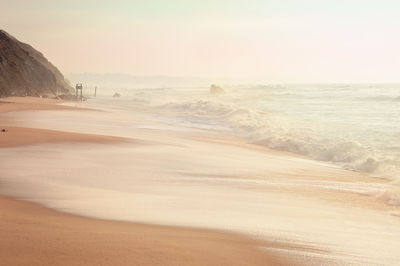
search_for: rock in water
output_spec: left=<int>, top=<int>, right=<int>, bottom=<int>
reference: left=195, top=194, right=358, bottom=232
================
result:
left=0, top=30, right=73, bottom=97
left=210, top=84, right=225, bottom=95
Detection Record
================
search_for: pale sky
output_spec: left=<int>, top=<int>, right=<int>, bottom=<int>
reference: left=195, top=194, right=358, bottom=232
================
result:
left=2, top=0, right=400, bottom=82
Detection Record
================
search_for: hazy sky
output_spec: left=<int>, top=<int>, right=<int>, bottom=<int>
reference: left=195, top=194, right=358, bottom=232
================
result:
left=2, top=0, right=400, bottom=82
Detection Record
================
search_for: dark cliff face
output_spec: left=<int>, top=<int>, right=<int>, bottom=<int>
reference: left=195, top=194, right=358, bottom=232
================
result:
left=0, top=30, right=73, bottom=97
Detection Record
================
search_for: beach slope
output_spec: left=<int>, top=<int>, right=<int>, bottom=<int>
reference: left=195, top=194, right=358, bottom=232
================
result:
left=0, top=97, right=289, bottom=266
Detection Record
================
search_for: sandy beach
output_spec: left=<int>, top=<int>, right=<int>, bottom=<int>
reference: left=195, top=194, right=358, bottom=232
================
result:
left=1, top=96, right=400, bottom=265
left=0, top=195, right=291, bottom=266
left=0, top=97, right=291, bottom=266
left=3, top=1, right=400, bottom=264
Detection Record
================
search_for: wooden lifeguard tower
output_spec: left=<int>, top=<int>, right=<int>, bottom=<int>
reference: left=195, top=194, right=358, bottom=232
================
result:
left=75, top=83, right=83, bottom=100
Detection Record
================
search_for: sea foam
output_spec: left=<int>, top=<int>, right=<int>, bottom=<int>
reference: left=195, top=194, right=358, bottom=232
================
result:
left=156, top=98, right=387, bottom=177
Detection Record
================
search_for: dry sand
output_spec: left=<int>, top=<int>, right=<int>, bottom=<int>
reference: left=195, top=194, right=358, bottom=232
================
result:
left=0, top=97, right=290, bottom=266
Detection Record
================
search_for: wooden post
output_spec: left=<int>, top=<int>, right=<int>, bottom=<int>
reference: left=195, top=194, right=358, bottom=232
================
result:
left=94, top=86, right=97, bottom=97
left=75, top=83, right=83, bottom=101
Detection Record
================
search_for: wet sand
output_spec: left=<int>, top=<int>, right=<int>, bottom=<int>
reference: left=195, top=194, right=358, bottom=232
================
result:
left=2, top=96, right=400, bottom=265
left=0, top=97, right=290, bottom=266
left=0, top=196, right=290, bottom=266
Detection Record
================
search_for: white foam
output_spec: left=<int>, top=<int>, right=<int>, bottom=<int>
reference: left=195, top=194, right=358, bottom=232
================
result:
left=2, top=98, right=400, bottom=265
left=154, top=98, right=394, bottom=178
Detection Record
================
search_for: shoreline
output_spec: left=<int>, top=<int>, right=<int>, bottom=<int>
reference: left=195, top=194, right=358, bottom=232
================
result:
left=0, top=97, right=294, bottom=265
left=0, top=97, right=127, bottom=147
left=0, top=195, right=291, bottom=266
left=1, top=96, right=400, bottom=265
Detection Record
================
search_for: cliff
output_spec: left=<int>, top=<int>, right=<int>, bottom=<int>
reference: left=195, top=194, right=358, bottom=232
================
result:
left=0, top=30, right=73, bottom=97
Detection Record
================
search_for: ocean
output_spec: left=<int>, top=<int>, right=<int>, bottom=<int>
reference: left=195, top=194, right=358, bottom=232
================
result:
left=102, top=83, right=400, bottom=181
left=2, top=85, right=400, bottom=264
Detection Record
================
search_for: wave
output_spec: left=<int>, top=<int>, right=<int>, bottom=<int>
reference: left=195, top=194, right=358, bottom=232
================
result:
left=157, top=99, right=391, bottom=176
left=357, top=95, right=400, bottom=102
left=367, top=188, right=400, bottom=206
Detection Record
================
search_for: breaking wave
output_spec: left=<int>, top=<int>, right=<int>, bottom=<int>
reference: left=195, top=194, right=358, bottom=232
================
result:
left=157, top=99, right=392, bottom=177
left=357, top=95, right=400, bottom=102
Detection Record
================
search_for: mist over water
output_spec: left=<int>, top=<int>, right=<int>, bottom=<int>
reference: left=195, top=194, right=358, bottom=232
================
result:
left=95, top=83, right=400, bottom=181
left=2, top=83, right=400, bottom=265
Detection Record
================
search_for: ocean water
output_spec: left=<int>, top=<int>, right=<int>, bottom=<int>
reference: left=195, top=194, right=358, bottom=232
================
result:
left=2, top=85, right=400, bottom=264
left=103, top=83, right=400, bottom=181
